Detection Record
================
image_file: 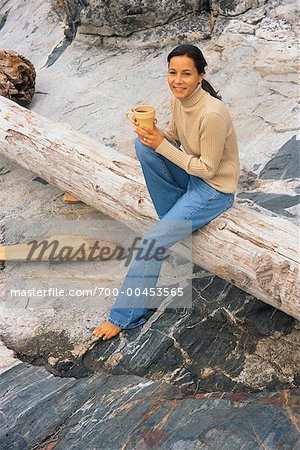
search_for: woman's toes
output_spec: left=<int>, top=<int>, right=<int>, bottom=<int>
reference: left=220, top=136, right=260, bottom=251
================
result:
left=93, top=325, right=104, bottom=337
left=93, top=322, right=122, bottom=340
left=105, top=331, right=115, bottom=340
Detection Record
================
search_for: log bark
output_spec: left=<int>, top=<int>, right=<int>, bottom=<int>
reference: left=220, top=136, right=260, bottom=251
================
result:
left=0, top=96, right=299, bottom=320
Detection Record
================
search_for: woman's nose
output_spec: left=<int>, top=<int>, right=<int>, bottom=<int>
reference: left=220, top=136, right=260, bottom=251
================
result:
left=175, top=74, right=183, bottom=83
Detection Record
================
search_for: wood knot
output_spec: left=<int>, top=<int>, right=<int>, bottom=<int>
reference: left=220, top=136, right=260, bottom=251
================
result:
left=218, top=221, right=227, bottom=230
left=254, top=254, right=297, bottom=308
left=255, top=254, right=273, bottom=289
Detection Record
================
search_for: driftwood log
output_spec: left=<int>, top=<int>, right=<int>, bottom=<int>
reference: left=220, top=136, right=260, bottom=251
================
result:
left=0, top=49, right=36, bottom=106
left=0, top=235, right=123, bottom=262
left=0, top=96, right=299, bottom=320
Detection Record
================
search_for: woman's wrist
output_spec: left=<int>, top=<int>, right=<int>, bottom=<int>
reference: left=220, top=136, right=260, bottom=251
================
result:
left=153, top=134, right=165, bottom=150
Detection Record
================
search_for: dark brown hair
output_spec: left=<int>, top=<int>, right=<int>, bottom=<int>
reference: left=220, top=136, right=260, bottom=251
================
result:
left=167, top=44, right=222, bottom=100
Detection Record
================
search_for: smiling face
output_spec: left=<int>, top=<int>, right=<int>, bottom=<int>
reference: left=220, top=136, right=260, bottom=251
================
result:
left=168, top=55, right=204, bottom=99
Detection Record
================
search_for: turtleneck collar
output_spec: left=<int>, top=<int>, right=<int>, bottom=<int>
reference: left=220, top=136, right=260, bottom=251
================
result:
left=178, top=84, right=206, bottom=108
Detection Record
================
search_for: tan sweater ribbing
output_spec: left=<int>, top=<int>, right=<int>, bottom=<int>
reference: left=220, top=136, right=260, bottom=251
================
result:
left=156, top=84, right=240, bottom=194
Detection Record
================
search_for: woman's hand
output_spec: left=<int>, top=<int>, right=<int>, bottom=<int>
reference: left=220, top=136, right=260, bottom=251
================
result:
left=134, top=123, right=164, bottom=150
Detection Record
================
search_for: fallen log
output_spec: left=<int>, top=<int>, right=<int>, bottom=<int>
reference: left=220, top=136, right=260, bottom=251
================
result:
left=0, top=96, right=299, bottom=320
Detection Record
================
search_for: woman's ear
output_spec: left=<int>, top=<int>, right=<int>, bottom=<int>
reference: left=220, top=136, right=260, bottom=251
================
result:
left=198, top=74, right=204, bottom=84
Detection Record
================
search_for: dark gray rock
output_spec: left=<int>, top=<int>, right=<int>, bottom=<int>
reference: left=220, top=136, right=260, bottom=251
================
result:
left=100, top=14, right=211, bottom=49
left=0, top=2, right=299, bottom=448
left=237, top=135, right=300, bottom=221
left=0, top=363, right=87, bottom=449
left=40, top=272, right=299, bottom=396
left=211, top=0, right=267, bottom=16
left=0, top=363, right=299, bottom=450
left=77, top=0, right=206, bottom=36
left=259, top=135, right=299, bottom=181
left=61, top=0, right=260, bottom=39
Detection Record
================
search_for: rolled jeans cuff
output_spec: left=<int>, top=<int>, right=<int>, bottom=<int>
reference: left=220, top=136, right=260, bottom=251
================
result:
left=108, top=315, right=147, bottom=330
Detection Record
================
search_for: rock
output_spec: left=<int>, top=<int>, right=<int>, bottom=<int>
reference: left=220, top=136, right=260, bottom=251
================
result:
left=63, top=0, right=269, bottom=39
left=212, top=0, right=267, bottom=16
left=0, top=0, right=299, bottom=444
left=0, top=340, right=20, bottom=374
left=61, top=0, right=272, bottom=47
left=270, top=1, right=299, bottom=24
left=0, top=363, right=110, bottom=449
left=70, top=0, right=203, bottom=36
left=99, top=14, right=212, bottom=49
left=93, top=289, right=298, bottom=394
left=255, top=17, right=294, bottom=41
left=237, top=135, right=300, bottom=223
left=0, top=363, right=299, bottom=449
left=0, top=0, right=299, bottom=384
left=16, top=273, right=298, bottom=396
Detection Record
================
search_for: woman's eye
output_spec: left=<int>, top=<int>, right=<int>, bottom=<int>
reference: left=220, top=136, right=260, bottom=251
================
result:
left=168, top=72, right=191, bottom=76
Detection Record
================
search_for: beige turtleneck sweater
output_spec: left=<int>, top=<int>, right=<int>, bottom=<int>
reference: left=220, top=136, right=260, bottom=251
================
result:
left=156, top=85, right=240, bottom=194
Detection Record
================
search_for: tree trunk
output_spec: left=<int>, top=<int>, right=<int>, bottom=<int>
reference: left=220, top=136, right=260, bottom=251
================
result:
left=0, top=97, right=299, bottom=320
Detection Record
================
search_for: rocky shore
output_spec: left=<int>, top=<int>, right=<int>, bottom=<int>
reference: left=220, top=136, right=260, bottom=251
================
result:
left=0, top=0, right=299, bottom=447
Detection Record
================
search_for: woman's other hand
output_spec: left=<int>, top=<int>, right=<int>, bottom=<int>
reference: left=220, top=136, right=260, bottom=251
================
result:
left=134, top=124, right=164, bottom=150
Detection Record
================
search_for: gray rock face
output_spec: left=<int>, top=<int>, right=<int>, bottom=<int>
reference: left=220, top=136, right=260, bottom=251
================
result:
left=238, top=136, right=300, bottom=221
left=0, top=0, right=299, bottom=446
left=62, top=0, right=264, bottom=39
left=46, top=271, right=299, bottom=395
left=1, top=363, right=299, bottom=450
left=72, top=0, right=206, bottom=36
left=212, top=0, right=267, bottom=16
left=0, top=0, right=299, bottom=383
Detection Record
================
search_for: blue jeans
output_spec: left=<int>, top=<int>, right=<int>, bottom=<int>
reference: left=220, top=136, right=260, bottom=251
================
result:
left=108, top=138, right=234, bottom=329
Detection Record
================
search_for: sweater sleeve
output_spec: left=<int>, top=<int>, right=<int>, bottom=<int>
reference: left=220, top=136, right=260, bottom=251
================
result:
left=156, top=111, right=227, bottom=180
left=159, top=99, right=181, bottom=146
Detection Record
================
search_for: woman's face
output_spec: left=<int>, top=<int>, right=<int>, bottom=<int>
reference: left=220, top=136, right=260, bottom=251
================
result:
left=168, top=55, right=204, bottom=99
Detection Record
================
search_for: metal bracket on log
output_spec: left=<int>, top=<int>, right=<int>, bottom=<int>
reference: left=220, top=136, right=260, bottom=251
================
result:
left=0, top=97, right=299, bottom=320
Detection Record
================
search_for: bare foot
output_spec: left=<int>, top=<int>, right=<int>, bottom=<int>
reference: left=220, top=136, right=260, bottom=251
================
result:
left=93, top=321, right=122, bottom=340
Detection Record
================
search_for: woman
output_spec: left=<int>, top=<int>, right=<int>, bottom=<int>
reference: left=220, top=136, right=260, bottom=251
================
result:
left=94, top=44, right=240, bottom=340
